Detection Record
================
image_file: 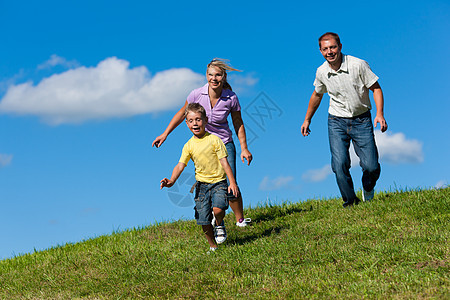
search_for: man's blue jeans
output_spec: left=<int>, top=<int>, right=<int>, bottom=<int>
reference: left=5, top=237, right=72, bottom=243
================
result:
left=328, top=111, right=381, bottom=207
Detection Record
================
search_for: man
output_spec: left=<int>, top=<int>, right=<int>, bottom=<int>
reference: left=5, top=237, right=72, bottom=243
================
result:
left=301, top=32, right=388, bottom=207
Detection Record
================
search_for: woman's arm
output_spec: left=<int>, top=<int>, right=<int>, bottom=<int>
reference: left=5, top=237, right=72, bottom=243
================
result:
left=230, top=110, right=253, bottom=165
left=152, top=100, right=188, bottom=148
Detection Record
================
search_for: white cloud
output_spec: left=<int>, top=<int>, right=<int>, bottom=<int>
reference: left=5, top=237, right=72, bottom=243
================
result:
left=229, top=73, right=259, bottom=87
left=0, top=69, right=27, bottom=94
left=259, top=175, right=294, bottom=191
left=228, top=73, right=259, bottom=94
left=0, top=57, right=205, bottom=125
left=37, top=54, right=80, bottom=70
left=302, top=164, right=332, bottom=182
left=435, top=180, right=448, bottom=189
left=374, top=131, right=424, bottom=164
left=0, top=154, right=13, bottom=167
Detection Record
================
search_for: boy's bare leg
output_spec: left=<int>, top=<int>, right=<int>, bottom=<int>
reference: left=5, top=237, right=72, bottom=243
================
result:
left=202, top=225, right=217, bottom=248
left=212, top=207, right=225, bottom=225
left=229, top=195, right=244, bottom=222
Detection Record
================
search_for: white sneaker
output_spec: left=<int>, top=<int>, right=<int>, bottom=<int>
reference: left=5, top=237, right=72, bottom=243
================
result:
left=362, top=189, right=375, bottom=202
left=214, top=222, right=227, bottom=244
left=207, top=247, right=217, bottom=255
left=236, top=218, right=251, bottom=227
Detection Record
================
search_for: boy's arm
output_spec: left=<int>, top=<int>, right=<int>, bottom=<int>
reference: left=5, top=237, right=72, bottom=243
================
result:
left=219, top=157, right=239, bottom=197
left=369, top=82, right=388, bottom=133
left=160, top=162, right=186, bottom=189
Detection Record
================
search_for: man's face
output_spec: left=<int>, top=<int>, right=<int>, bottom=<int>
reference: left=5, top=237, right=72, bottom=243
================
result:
left=319, top=38, right=342, bottom=66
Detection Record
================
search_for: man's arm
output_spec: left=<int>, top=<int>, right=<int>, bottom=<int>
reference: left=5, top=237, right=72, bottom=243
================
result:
left=160, top=162, right=186, bottom=189
left=301, top=90, right=324, bottom=136
left=369, top=82, right=388, bottom=133
left=219, top=157, right=239, bottom=197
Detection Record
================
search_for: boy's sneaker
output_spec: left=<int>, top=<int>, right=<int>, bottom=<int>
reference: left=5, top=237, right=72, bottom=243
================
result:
left=214, top=221, right=227, bottom=244
left=236, top=218, right=251, bottom=227
left=362, top=189, right=375, bottom=202
left=211, top=213, right=216, bottom=227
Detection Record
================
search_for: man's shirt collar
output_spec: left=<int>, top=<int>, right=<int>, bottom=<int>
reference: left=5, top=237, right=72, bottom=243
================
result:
left=327, top=54, right=348, bottom=76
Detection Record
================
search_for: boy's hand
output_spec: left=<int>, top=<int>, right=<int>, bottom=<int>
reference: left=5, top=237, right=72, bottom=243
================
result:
left=160, top=178, right=174, bottom=189
left=228, top=183, right=239, bottom=198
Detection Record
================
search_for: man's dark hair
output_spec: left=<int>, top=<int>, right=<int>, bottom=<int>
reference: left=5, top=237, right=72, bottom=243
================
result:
left=319, top=32, right=341, bottom=48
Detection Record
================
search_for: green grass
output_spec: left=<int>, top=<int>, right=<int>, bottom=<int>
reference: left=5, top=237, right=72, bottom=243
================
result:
left=1, top=187, right=449, bottom=299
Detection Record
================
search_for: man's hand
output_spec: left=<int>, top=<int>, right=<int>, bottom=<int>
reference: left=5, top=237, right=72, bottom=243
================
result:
left=374, top=115, right=388, bottom=133
left=301, top=120, right=312, bottom=136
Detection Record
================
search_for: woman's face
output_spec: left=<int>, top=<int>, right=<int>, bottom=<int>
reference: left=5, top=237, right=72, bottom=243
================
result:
left=207, top=66, right=225, bottom=90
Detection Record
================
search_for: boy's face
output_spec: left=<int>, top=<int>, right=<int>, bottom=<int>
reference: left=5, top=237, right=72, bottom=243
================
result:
left=185, top=111, right=207, bottom=138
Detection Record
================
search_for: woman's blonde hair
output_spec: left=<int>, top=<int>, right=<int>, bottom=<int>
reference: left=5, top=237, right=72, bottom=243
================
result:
left=207, top=58, right=241, bottom=91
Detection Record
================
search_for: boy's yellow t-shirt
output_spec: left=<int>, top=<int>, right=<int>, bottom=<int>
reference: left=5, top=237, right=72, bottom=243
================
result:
left=179, top=132, right=228, bottom=183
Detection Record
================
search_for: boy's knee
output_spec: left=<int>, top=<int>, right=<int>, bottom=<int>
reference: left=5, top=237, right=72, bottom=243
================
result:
left=213, top=207, right=225, bottom=215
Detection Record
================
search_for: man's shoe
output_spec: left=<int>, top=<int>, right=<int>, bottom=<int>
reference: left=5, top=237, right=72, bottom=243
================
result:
left=362, top=189, right=375, bottom=202
left=214, top=221, right=227, bottom=244
left=236, top=218, right=251, bottom=227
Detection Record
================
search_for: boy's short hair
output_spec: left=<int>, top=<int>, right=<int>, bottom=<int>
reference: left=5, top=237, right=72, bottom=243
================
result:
left=185, top=103, right=207, bottom=120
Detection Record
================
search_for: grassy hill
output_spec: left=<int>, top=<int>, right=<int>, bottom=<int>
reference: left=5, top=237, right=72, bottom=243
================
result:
left=1, top=188, right=449, bottom=299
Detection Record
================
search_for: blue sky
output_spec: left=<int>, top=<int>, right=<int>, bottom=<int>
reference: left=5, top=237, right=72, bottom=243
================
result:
left=0, top=0, right=449, bottom=260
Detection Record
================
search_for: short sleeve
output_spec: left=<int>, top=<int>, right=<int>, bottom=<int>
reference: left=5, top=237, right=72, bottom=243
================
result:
left=313, top=71, right=327, bottom=94
left=231, top=94, right=241, bottom=112
left=214, top=136, right=228, bottom=160
left=186, top=89, right=196, bottom=104
left=359, top=61, right=379, bottom=88
left=179, top=142, right=191, bottom=165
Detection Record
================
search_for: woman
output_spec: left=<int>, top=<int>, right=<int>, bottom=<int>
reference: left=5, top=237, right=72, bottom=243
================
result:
left=152, top=58, right=252, bottom=227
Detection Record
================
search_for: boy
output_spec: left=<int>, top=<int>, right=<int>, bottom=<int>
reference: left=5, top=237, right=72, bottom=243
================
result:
left=160, top=103, right=239, bottom=252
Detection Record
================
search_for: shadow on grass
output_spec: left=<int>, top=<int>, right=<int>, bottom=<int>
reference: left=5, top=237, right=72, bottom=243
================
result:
left=228, top=224, right=290, bottom=245
left=250, top=205, right=313, bottom=224
left=227, top=205, right=313, bottom=245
